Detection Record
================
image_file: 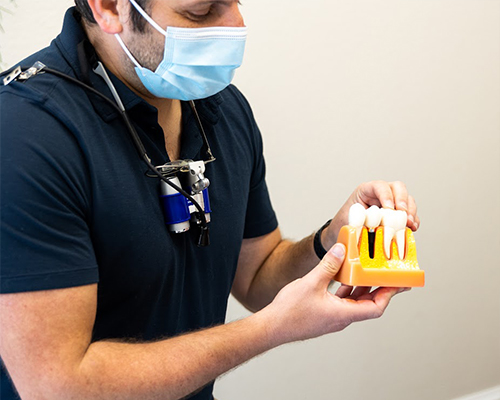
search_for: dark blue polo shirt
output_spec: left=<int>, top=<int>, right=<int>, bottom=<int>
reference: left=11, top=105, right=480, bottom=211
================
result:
left=0, top=8, right=278, bottom=399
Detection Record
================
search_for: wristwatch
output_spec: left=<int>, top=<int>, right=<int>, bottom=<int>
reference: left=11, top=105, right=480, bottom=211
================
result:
left=313, top=219, right=332, bottom=259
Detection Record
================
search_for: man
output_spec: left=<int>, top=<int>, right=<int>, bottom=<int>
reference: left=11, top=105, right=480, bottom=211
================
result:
left=0, top=0, right=420, bottom=399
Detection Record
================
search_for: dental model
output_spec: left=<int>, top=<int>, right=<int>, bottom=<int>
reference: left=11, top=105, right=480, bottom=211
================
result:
left=365, top=205, right=383, bottom=258
left=348, top=203, right=366, bottom=243
left=334, top=204, right=425, bottom=287
left=381, top=208, right=407, bottom=259
left=365, top=205, right=383, bottom=230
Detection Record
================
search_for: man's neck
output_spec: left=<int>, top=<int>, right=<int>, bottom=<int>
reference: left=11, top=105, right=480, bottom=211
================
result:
left=154, top=97, right=183, bottom=161
left=85, top=26, right=183, bottom=161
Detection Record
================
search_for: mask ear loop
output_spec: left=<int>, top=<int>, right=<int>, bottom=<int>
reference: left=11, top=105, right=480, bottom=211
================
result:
left=116, top=0, right=168, bottom=68
left=115, top=34, right=143, bottom=70
left=129, top=0, right=168, bottom=36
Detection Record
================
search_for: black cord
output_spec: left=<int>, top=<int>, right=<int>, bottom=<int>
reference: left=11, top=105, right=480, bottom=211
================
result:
left=188, top=100, right=215, bottom=162
left=43, top=68, right=150, bottom=156
left=40, top=67, right=210, bottom=246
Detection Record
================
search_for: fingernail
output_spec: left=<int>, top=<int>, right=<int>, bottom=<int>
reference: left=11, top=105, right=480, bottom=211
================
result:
left=399, top=201, right=408, bottom=211
left=331, top=244, right=345, bottom=258
left=408, top=214, right=415, bottom=224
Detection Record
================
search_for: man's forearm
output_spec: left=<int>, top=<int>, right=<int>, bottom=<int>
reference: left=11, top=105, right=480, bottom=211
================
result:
left=242, top=217, right=345, bottom=312
left=61, top=312, right=277, bottom=400
left=242, top=234, right=317, bottom=311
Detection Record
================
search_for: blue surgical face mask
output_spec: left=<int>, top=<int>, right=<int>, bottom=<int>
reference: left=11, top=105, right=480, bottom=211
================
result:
left=115, top=0, right=247, bottom=100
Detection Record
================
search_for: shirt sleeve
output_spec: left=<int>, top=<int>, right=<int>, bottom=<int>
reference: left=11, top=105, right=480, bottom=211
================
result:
left=242, top=124, right=277, bottom=238
left=0, top=90, right=99, bottom=294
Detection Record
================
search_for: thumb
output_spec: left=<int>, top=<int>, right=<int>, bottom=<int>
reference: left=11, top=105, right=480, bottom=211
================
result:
left=308, top=243, right=346, bottom=285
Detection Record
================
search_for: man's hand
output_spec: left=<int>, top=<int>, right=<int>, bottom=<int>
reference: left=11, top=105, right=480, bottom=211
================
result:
left=322, top=181, right=420, bottom=251
left=262, top=243, right=407, bottom=346
left=232, top=180, right=418, bottom=313
left=350, top=180, right=419, bottom=230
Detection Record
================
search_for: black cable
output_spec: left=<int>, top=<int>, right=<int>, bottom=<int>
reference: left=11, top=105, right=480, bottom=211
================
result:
left=43, top=67, right=149, bottom=156
left=39, top=67, right=210, bottom=246
left=188, top=100, right=215, bottom=162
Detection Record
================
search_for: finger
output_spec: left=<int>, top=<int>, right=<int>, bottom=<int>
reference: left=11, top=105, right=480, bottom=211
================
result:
left=356, top=286, right=406, bottom=301
left=335, top=284, right=353, bottom=298
left=348, top=286, right=372, bottom=300
left=389, top=181, right=409, bottom=212
left=414, top=214, right=421, bottom=230
left=358, top=181, right=394, bottom=209
left=373, top=287, right=408, bottom=307
left=306, top=243, right=346, bottom=287
left=407, top=195, right=419, bottom=231
left=343, top=287, right=400, bottom=322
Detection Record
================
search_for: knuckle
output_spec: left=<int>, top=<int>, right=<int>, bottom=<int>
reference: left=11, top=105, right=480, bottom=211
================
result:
left=319, top=259, right=338, bottom=275
left=374, top=307, right=385, bottom=318
left=358, top=182, right=368, bottom=191
left=394, top=181, right=407, bottom=191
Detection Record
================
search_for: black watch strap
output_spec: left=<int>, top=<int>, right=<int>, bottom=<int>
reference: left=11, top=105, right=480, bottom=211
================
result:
left=313, top=219, right=332, bottom=259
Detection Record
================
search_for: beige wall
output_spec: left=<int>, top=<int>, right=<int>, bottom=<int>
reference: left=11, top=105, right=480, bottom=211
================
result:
left=1, top=1, right=499, bottom=400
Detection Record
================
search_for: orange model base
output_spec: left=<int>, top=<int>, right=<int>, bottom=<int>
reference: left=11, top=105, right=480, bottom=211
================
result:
left=334, top=225, right=425, bottom=287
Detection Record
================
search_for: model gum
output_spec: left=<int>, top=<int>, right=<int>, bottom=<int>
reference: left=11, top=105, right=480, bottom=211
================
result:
left=334, top=225, right=425, bottom=287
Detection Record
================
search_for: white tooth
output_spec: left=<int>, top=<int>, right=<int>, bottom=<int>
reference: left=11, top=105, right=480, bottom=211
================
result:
left=365, top=205, right=382, bottom=231
left=380, top=209, right=397, bottom=257
left=381, top=209, right=407, bottom=258
left=394, top=210, right=407, bottom=258
left=348, top=203, right=366, bottom=242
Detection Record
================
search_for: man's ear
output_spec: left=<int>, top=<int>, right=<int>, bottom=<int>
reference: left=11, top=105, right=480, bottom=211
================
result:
left=86, top=0, right=124, bottom=34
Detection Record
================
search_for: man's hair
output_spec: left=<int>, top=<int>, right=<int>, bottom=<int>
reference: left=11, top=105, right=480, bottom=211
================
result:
left=74, top=0, right=150, bottom=32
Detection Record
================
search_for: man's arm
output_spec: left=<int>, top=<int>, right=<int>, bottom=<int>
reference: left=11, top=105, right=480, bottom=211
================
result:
left=232, top=228, right=314, bottom=312
left=232, top=181, right=419, bottom=311
left=0, top=245, right=404, bottom=400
